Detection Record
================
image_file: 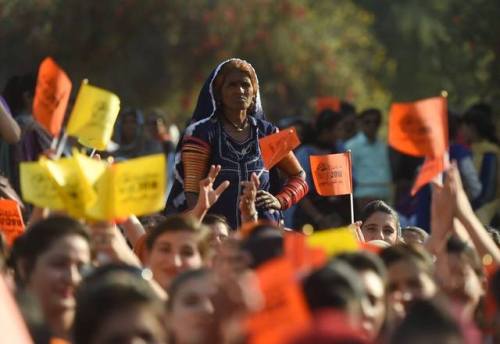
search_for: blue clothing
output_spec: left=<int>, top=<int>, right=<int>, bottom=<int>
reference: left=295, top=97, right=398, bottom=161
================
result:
left=344, top=132, right=391, bottom=199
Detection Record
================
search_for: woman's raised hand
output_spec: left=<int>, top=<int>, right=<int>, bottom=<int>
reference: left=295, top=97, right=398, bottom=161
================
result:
left=240, top=172, right=260, bottom=222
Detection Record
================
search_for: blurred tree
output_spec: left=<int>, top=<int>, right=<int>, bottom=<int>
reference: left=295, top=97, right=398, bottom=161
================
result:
left=355, top=0, right=500, bottom=110
left=0, top=0, right=391, bottom=124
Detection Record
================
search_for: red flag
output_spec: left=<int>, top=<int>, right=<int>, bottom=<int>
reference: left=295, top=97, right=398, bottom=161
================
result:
left=259, top=127, right=300, bottom=170
left=310, top=152, right=353, bottom=196
left=411, top=155, right=447, bottom=196
left=388, top=96, right=448, bottom=158
left=33, top=57, right=72, bottom=136
left=0, top=199, right=25, bottom=246
left=315, top=96, right=341, bottom=113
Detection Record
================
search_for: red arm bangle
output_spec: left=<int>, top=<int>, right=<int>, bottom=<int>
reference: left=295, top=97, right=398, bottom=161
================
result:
left=276, top=176, right=309, bottom=210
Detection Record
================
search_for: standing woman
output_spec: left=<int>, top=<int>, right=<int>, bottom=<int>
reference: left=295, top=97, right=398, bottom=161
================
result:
left=167, top=58, right=308, bottom=229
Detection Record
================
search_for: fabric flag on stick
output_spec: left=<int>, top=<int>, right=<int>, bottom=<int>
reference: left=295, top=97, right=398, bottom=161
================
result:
left=310, top=152, right=352, bottom=196
left=87, top=154, right=166, bottom=220
left=388, top=96, right=448, bottom=158
left=32, top=57, right=72, bottom=137
left=306, top=227, right=359, bottom=257
left=411, top=155, right=447, bottom=196
left=66, top=80, right=120, bottom=150
left=315, top=96, right=341, bottom=113
left=20, top=160, right=65, bottom=210
left=245, top=257, right=311, bottom=344
left=0, top=199, right=25, bottom=246
left=0, top=276, right=33, bottom=344
left=284, top=231, right=327, bottom=274
left=259, top=127, right=300, bottom=170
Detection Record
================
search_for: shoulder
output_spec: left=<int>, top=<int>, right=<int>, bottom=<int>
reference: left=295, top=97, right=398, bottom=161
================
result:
left=252, top=116, right=278, bottom=135
left=184, top=115, right=218, bottom=141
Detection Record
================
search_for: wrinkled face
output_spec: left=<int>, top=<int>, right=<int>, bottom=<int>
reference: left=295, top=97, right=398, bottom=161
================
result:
left=220, top=70, right=254, bottom=112
left=146, top=231, right=203, bottom=290
left=27, top=235, right=91, bottom=316
left=361, top=212, right=398, bottom=245
left=359, top=270, right=386, bottom=340
left=91, top=305, right=167, bottom=344
left=169, top=274, right=218, bottom=344
left=386, top=260, right=436, bottom=320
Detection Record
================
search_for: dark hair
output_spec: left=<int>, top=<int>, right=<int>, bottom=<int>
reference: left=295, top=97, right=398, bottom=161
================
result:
left=360, top=200, right=401, bottom=237
left=446, top=236, right=484, bottom=278
left=491, top=268, right=500, bottom=305
left=14, top=216, right=90, bottom=283
left=145, top=215, right=209, bottom=256
left=167, top=268, right=210, bottom=311
left=462, top=102, right=498, bottom=144
left=302, top=261, right=365, bottom=313
left=240, top=223, right=283, bottom=269
left=380, top=244, right=434, bottom=275
left=390, top=299, right=463, bottom=344
left=73, top=264, right=165, bottom=344
left=202, top=213, right=230, bottom=229
left=315, top=109, right=345, bottom=133
left=334, top=251, right=387, bottom=281
left=340, top=101, right=356, bottom=116
left=359, top=108, right=382, bottom=124
left=2, top=73, right=36, bottom=117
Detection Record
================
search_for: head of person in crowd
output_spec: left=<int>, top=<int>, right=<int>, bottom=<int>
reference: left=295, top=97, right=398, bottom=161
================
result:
left=358, top=108, right=382, bottom=143
left=302, top=260, right=366, bottom=326
left=339, top=100, right=358, bottom=141
left=145, top=215, right=209, bottom=290
left=146, top=109, right=168, bottom=141
left=402, top=226, right=429, bottom=246
left=202, top=213, right=231, bottom=250
left=380, top=244, right=437, bottom=322
left=335, top=251, right=387, bottom=341
left=167, top=268, right=219, bottom=344
left=360, top=200, right=401, bottom=245
left=2, top=73, right=36, bottom=117
left=461, top=102, right=498, bottom=145
left=390, top=299, right=464, bottom=344
left=240, top=222, right=283, bottom=269
left=315, top=109, right=346, bottom=151
left=437, top=236, right=485, bottom=320
left=13, top=216, right=91, bottom=339
left=113, top=107, right=145, bottom=159
left=73, top=264, right=167, bottom=344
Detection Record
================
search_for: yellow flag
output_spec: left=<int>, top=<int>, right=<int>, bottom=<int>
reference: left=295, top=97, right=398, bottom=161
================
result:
left=66, top=81, right=120, bottom=150
left=87, top=154, right=166, bottom=220
left=306, top=227, right=359, bottom=257
left=20, top=160, right=64, bottom=209
left=43, top=151, right=107, bottom=218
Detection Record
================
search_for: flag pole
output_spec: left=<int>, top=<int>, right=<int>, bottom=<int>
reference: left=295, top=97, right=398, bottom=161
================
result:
left=346, top=150, right=354, bottom=224
left=89, top=149, right=97, bottom=158
left=55, top=131, right=68, bottom=158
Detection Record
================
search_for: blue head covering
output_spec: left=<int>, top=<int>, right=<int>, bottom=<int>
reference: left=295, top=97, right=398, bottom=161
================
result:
left=189, top=58, right=265, bottom=124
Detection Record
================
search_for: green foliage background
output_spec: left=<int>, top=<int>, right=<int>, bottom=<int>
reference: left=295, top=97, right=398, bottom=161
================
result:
left=1, top=0, right=498, bottom=124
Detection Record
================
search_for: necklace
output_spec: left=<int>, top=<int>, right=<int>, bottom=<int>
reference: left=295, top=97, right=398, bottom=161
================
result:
left=225, top=116, right=248, bottom=132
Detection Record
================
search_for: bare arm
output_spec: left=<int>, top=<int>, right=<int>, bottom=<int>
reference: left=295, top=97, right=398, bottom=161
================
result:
left=0, top=100, right=21, bottom=143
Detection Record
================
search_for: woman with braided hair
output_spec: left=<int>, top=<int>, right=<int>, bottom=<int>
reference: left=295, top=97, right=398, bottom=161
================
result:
left=166, top=58, right=308, bottom=229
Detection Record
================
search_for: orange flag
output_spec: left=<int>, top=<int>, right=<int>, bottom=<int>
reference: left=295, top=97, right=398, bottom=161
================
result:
left=33, top=57, right=72, bottom=136
left=411, top=155, right=447, bottom=196
left=310, top=152, right=353, bottom=196
left=0, top=199, right=25, bottom=246
left=259, top=127, right=300, bottom=170
left=284, top=231, right=327, bottom=275
left=245, top=257, right=311, bottom=344
left=315, top=96, right=341, bottom=113
left=388, top=96, right=448, bottom=158
left=0, top=276, right=33, bottom=343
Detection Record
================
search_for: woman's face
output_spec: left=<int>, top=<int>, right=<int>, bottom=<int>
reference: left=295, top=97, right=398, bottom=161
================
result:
left=147, top=231, right=203, bottom=289
left=27, top=235, right=91, bottom=315
left=169, top=274, right=218, bottom=344
left=359, top=270, right=386, bottom=340
left=207, top=222, right=230, bottom=249
left=386, top=260, right=436, bottom=320
left=92, top=305, right=167, bottom=344
left=220, top=70, right=254, bottom=112
left=361, top=211, right=398, bottom=245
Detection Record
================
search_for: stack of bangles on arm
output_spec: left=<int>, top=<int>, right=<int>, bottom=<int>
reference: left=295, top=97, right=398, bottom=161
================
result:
left=276, top=175, right=309, bottom=210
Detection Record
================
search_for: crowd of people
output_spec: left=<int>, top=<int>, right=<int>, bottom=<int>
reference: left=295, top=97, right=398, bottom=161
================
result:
left=0, top=58, right=499, bottom=343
